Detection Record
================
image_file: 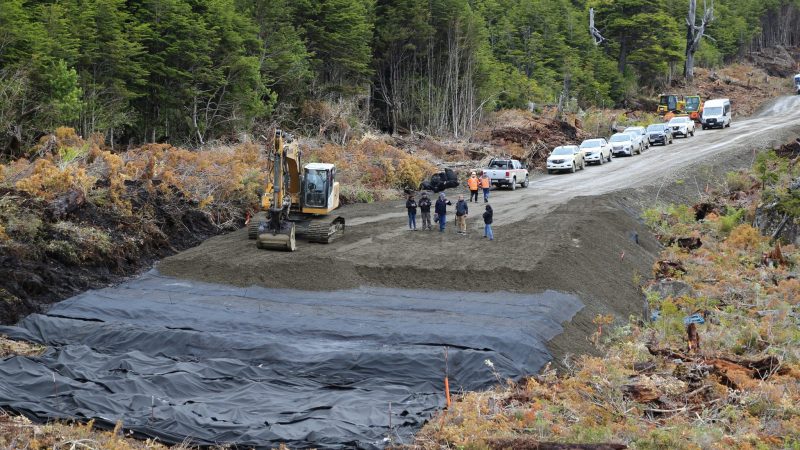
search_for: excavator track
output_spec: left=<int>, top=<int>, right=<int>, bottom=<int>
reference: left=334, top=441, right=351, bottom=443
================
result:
left=248, top=212, right=267, bottom=239
left=305, top=216, right=345, bottom=244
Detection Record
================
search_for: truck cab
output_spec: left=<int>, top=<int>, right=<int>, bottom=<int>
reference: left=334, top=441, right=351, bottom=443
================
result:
left=795, top=74, right=800, bottom=95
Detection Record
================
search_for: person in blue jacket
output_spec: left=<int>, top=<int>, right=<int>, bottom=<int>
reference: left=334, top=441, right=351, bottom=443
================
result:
left=434, top=193, right=452, bottom=232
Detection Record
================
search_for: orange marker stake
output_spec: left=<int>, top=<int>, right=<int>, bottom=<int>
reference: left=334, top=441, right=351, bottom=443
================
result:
left=444, top=376, right=451, bottom=409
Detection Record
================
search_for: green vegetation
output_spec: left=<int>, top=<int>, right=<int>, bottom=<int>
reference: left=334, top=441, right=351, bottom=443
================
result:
left=1, top=0, right=796, bottom=152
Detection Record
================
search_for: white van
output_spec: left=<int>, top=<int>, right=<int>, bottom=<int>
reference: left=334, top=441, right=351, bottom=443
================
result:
left=701, top=98, right=731, bottom=130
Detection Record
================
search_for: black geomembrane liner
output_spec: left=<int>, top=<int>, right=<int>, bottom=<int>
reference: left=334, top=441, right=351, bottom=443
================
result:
left=0, top=271, right=582, bottom=449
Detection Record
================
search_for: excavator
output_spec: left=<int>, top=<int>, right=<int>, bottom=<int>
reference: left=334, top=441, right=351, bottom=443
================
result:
left=248, top=130, right=345, bottom=251
left=684, top=95, right=703, bottom=122
left=658, top=94, right=703, bottom=122
left=657, top=94, right=683, bottom=115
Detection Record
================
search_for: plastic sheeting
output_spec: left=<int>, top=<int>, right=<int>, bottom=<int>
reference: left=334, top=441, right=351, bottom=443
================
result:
left=0, top=271, right=583, bottom=449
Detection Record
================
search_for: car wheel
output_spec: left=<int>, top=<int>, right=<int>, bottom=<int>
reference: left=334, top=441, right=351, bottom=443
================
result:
left=690, top=130, right=694, bottom=136
left=510, top=178, right=516, bottom=190
left=547, top=169, right=553, bottom=174
left=598, top=155, right=604, bottom=165
left=570, top=163, right=576, bottom=173
left=521, top=177, right=529, bottom=188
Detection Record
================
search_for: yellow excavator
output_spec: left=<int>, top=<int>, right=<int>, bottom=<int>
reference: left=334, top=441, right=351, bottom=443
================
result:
left=657, top=94, right=684, bottom=115
left=248, top=130, right=345, bottom=251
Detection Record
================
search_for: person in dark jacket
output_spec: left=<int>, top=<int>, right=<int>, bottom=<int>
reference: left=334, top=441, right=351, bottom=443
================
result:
left=406, top=194, right=418, bottom=230
left=483, top=204, right=494, bottom=240
left=434, top=193, right=451, bottom=232
left=418, top=192, right=432, bottom=230
left=455, top=195, right=469, bottom=235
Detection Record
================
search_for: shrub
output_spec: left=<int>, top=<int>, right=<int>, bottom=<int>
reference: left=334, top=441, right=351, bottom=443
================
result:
left=727, top=224, right=764, bottom=250
left=726, top=170, right=752, bottom=192
left=717, top=208, right=745, bottom=235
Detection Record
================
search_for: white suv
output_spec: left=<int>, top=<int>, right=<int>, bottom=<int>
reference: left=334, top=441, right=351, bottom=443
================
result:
left=623, top=126, right=649, bottom=150
left=580, top=138, right=612, bottom=165
left=668, top=116, right=695, bottom=138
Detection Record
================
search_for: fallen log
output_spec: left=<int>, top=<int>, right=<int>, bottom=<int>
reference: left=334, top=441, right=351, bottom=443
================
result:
left=622, top=383, right=661, bottom=403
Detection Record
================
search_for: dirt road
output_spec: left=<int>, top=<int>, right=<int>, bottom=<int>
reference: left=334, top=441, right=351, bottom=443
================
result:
left=161, top=95, right=800, bottom=358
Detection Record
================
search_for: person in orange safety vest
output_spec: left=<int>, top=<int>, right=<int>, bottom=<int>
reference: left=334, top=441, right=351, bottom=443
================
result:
left=467, top=171, right=479, bottom=202
left=479, top=172, right=491, bottom=203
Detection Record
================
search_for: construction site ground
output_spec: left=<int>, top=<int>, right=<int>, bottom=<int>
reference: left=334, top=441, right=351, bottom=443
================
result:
left=161, top=96, right=800, bottom=360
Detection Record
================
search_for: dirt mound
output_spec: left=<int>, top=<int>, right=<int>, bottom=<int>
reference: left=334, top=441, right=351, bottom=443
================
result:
left=746, top=46, right=800, bottom=77
left=692, top=65, right=793, bottom=117
left=475, top=110, right=590, bottom=169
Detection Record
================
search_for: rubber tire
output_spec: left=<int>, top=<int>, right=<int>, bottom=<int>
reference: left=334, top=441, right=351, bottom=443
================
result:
left=521, top=177, right=529, bottom=188
left=547, top=169, right=553, bottom=174
left=690, top=129, right=695, bottom=136
left=598, top=155, right=604, bottom=165
left=570, top=163, right=576, bottom=173
left=510, top=178, right=516, bottom=190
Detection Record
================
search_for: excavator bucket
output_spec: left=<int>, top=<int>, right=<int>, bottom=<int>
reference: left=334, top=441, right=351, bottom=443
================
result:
left=257, top=223, right=297, bottom=251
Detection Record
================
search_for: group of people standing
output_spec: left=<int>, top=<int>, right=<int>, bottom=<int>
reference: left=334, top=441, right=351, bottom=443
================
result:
left=405, top=171, right=494, bottom=240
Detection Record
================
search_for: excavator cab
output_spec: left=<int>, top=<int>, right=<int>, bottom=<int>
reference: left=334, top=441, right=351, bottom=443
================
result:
left=302, top=164, right=338, bottom=211
left=684, top=95, right=702, bottom=121
left=657, top=94, right=679, bottom=115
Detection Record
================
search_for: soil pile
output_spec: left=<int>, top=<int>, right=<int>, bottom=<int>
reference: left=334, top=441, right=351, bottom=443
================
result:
left=475, top=109, right=591, bottom=170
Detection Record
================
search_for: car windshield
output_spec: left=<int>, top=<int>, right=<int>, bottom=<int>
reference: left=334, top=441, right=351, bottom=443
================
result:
left=552, top=147, right=575, bottom=155
left=669, top=117, right=690, bottom=124
left=580, top=140, right=602, bottom=148
left=489, top=160, right=511, bottom=169
left=647, top=124, right=665, bottom=132
left=609, top=134, right=630, bottom=142
left=624, top=128, right=643, bottom=134
left=704, top=107, right=722, bottom=115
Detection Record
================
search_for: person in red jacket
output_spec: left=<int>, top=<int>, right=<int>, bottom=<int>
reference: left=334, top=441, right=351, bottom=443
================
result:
left=467, top=171, right=479, bottom=202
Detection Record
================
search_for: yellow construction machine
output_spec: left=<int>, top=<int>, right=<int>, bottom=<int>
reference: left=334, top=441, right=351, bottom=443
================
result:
left=248, top=130, right=345, bottom=251
left=657, top=94, right=685, bottom=115
left=684, top=95, right=703, bottom=122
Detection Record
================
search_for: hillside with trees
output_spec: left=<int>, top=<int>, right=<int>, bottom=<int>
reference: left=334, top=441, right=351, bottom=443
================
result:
left=1, top=0, right=799, bottom=154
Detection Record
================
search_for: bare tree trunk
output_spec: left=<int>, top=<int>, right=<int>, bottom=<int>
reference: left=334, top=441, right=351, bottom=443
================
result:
left=684, top=0, right=714, bottom=81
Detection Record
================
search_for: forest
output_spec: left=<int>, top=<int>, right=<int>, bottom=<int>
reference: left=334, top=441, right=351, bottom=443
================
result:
left=1, top=0, right=799, bottom=152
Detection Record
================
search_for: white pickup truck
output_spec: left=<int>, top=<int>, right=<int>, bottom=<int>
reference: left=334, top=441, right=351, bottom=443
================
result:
left=483, top=158, right=529, bottom=190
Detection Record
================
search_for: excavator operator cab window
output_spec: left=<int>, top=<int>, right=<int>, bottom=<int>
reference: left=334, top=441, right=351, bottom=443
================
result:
left=304, top=168, right=330, bottom=208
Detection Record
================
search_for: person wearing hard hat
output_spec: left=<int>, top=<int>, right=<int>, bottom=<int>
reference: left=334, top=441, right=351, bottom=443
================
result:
left=480, top=172, right=491, bottom=202
left=467, top=171, right=479, bottom=202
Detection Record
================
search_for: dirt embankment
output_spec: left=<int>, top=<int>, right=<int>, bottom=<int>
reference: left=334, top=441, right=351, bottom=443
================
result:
left=0, top=182, right=221, bottom=324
